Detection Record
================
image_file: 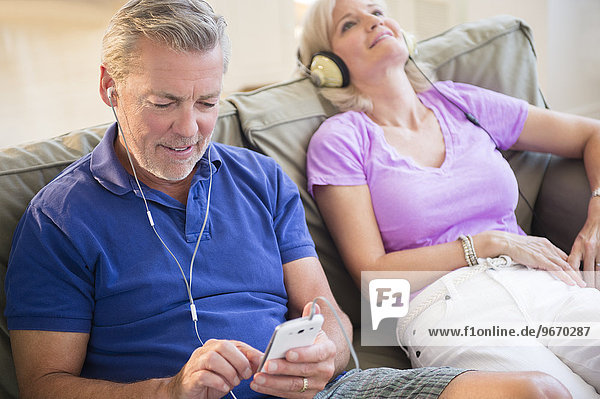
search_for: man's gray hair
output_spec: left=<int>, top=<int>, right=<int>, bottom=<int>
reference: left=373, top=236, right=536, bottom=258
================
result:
left=102, top=0, right=231, bottom=83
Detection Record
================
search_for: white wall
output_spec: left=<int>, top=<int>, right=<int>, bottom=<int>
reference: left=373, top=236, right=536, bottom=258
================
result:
left=547, top=0, right=600, bottom=117
left=0, top=0, right=299, bottom=148
left=211, top=0, right=297, bottom=92
left=0, top=0, right=598, bottom=148
left=0, top=1, right=119, bottom=148
left=389, top=0, right=600, bottom=118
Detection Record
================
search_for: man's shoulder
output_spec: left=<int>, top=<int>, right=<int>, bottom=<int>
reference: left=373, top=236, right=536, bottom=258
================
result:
left=212, top=142, right=279, bottom=170
left=29, top=153, right=98, bottom=212
left=211, top=143, right=298, bottom=195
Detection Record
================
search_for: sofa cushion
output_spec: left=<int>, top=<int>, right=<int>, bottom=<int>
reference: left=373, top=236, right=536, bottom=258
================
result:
left=0, top=125, right=107, bottom=399
left=533, top=157, right=590, bottom=253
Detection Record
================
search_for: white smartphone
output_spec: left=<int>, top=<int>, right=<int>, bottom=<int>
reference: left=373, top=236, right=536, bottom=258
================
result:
left=258, top=314, right=324, bottom=372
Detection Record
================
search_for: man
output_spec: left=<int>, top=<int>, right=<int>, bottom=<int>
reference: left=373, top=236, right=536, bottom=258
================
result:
left=5, top=1, right=571, bottom=398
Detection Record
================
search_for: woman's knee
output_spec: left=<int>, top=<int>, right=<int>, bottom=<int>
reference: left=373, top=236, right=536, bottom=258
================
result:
left=440, top=370, right=571, bottom=399
left=515, top=371, right=572, bottom=399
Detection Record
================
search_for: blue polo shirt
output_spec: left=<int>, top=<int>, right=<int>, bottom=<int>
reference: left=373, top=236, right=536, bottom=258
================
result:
left=5, top=124, right=317, bottom=397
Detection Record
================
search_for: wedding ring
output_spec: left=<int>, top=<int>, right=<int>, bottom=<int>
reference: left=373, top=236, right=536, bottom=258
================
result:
left=299, top=377, right=308, bottom=393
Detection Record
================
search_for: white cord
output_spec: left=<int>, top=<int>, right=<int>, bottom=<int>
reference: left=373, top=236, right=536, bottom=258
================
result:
left=110, top=97, right=210, bottom=317
left=110, top=104, right=238, bottom=397
left=189, top=149, right=213, bottom=303
left=308, top=296, right=360, bottom=372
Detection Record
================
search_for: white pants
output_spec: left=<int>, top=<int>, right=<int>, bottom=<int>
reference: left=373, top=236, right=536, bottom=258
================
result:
left=397, top=265, right=600, bottom=398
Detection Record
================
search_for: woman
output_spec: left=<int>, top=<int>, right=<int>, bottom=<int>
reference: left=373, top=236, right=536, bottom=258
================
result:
left=299, top=0, right=600, bottom=397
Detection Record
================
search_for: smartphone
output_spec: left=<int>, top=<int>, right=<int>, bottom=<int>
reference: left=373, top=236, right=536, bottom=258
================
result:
left=258, top=314, right=324, bottom=372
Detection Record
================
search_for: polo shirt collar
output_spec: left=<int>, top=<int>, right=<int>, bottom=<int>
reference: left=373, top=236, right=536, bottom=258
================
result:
left=90, top=123, right=222, bottom=196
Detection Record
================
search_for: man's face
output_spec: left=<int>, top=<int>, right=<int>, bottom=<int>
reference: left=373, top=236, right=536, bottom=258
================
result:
left=114, top=38, right=223, bottom=182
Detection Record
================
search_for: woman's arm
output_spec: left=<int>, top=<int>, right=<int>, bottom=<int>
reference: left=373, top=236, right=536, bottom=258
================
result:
left=313, top=185, right=478, bottom=290
left=314, top=183, right=584, bottom=289
left=511, top=105, right=600, bottom=287
left=313, top=184, right=463, bottom=290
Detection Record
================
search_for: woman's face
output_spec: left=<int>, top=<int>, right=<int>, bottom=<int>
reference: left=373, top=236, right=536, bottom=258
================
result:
left=329, top=0, right=406, bottom=83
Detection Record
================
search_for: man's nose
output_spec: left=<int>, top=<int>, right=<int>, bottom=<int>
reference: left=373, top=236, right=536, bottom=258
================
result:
left=174, top=107, right=198, bottom=138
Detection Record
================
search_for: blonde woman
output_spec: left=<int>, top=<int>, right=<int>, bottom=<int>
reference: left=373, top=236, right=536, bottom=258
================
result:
left=299, top=0, right=600, bottom=397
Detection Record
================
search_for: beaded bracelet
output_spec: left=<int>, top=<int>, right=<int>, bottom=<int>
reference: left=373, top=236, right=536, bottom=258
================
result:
left=458, top=234, right=478, bottom=267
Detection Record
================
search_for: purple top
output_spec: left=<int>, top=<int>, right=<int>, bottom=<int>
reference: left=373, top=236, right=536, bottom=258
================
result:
left=307, top=81, right=529, bottom=252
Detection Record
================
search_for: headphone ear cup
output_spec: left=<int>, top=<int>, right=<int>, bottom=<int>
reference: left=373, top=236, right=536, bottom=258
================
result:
left=401, top=30, right=417, bottom=58
left=309, top=51, right=350, bottom=88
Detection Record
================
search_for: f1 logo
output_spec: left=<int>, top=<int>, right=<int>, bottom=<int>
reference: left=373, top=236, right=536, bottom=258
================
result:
left=369, top=279, right=410, bottom=330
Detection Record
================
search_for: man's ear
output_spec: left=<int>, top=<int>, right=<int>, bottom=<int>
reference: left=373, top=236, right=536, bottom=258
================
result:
left=99, top=65, right=116, bottom=107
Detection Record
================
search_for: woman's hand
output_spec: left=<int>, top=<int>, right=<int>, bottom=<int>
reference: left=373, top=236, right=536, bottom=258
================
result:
left=250, top=305, right=337, bottom=398
left=567, top=198, right=600, bottom=289
left=485, top=231, right=586, bottom=287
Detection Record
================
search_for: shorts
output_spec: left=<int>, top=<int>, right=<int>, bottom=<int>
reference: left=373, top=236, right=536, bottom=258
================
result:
left=314, top=367, right=466, bottom=399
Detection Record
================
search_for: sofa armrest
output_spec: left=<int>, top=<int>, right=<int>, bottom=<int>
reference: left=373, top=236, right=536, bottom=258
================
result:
left=533, top=156, right=589, bottom=254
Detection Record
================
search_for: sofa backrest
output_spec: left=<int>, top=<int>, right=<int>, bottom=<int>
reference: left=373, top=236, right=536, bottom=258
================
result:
left=0, top=15, right=548, bottom=398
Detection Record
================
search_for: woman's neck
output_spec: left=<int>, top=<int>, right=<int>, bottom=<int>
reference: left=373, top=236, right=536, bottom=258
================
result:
left=359, top=65, right=426, bottom=129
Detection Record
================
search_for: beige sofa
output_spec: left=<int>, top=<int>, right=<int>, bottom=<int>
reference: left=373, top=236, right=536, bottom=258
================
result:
left=0, top=15, right=591, bottom=398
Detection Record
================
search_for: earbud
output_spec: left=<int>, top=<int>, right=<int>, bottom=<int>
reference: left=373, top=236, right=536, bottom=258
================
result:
left=107, top=87, right=115, bottom=101
left=308, top=30, right=417, bottom=88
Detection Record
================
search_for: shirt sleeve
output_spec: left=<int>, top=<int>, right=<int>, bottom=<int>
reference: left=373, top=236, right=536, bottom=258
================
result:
left=5, top=204, right=94, bottom=332
left=442, top=81, right=529, bottom=150
left=272, top=164, right=318, bottom=264
left=306, top=112, right=368, bottom=197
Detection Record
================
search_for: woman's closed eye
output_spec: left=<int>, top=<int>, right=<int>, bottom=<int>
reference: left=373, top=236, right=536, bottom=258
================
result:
left=341, top=20, right=356, bottom=33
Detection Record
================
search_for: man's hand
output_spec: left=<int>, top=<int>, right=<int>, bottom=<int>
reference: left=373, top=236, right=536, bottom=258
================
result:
left=250, top=304, right=337, bottom=398
left=166, top=339, right=262, bottom=399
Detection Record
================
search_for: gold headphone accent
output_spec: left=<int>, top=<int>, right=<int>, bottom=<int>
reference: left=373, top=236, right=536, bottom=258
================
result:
left=309, top=52, right=348, bottom=88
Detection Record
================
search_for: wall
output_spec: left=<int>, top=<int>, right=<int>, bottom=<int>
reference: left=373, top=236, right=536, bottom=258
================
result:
left=0, top=0, right=120, bottom=147
left=547, top=0, right=600, bottom=118
left=0, top=0, right=598, bottom=148
left=211, top=0, right=297, bottom=92
left=389, top=0, right=600, bottom=118
left=0, top=0, right=298, bottom=148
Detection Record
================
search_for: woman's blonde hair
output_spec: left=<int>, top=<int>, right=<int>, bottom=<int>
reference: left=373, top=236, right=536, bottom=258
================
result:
left=297, top=0, right=429, bottom=113
left=102, top=0, right=231, bottom=85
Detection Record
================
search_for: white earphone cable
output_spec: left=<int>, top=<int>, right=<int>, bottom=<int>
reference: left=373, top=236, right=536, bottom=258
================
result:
left=109, top=95, right=236, bottom=395
left=108, top=94, right=209, bottom=342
